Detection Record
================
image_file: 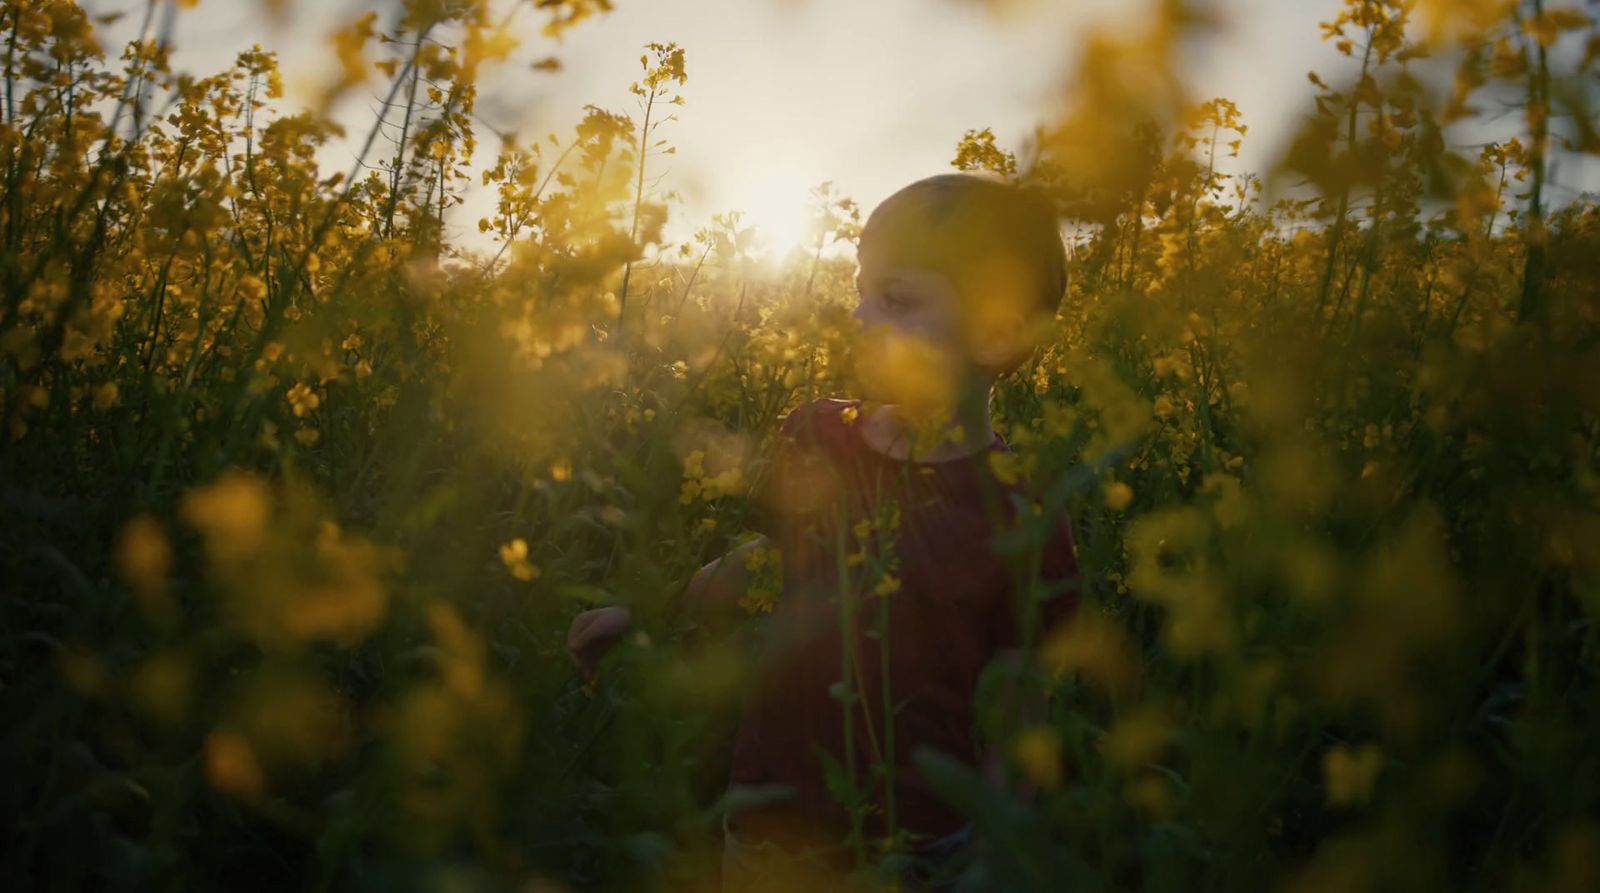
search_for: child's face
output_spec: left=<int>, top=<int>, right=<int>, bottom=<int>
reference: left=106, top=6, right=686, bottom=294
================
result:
left=852, top=257, right=963, bottom=350
left=850, top=253, right=968, bottom=408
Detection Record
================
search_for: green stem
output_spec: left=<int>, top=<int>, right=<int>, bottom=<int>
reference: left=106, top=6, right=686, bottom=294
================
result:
left=834, top=509, right=866, bottom=865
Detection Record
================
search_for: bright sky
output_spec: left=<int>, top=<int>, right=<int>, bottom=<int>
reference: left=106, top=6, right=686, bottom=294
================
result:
left=82, top=0, right=1375, bottom=257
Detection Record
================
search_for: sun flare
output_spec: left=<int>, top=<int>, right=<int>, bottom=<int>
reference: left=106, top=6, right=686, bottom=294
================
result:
left=726, top=175, right=820, bottom=261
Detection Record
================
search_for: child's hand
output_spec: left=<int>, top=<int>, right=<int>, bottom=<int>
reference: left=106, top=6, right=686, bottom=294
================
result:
left=566, top=606, right=633, bottom=680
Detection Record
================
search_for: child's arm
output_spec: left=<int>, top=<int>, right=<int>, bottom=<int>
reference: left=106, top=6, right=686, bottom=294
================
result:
left=566, top=401, right=806, bottom=679
left=565, top=536, right=772, bottom=678
left=681, top=536, right=770, bottom=621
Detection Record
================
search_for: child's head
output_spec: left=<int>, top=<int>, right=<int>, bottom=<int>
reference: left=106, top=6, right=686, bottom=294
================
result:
left=851, top=173, right=1067, bottom=407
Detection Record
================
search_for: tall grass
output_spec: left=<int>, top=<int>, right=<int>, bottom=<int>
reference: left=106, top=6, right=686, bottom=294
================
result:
left=1, top=1, right=1598, bottom=891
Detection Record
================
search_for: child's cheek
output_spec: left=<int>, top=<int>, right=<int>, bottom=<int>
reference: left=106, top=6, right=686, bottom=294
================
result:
left=854, top=330, right=961, bottom=412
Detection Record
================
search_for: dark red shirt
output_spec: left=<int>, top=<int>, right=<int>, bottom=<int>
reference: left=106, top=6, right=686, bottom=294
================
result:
left=728, top=397, right=1081, bottom=848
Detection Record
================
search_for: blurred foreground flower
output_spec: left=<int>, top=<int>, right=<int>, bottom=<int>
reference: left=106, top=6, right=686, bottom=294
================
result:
left=1323, top=744, right=1383, bottom=806
left=116, top=514, right=174, bottom=606
left=1012, top=726, right=1064, bottom=791
left=500, top=538, right=541, bottom=581
left=179, top=474, right=390, bottom=647
left=204, top=731, right=266, bottom=800
left=1039, top=609, right=1140, bottom=698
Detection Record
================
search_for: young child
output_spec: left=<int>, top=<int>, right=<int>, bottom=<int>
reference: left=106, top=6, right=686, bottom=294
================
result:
left=566, top=173, right=1081, bottom=890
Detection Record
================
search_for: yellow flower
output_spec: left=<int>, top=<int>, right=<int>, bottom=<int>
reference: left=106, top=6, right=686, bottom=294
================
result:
left=1105, top=481, right=1134, bottom=512
left=1103, top=710, right=1171, bottom=772
left=1039, top=610, right=1139, bottom=696
left=873, top=573, right=900, bottom=596
left=738, top=588, right=776, bottom=614
left=1012, top=726, right=1063, bottom=791
left=1126, top=775, right=1175, bottom=819
left=117, top=514, right=173, bottom=599
left=92, top=381, right=119, bottom=410
left=499, top=538, right=540, bottom=581
left=204, top=731, right=265, bottom=800
left=131, top=652, right=193, bottom=725
left=1323, top=744, right=1383, bottom=806
left=706, top=467, right=743, bottom=497
left=840, top=405, right=859, bottom=425
left=182, top=473, right=270, bottom=562
left=238, top=274, right=268, bottom=302
left=989, top=451, right=1021, bottom=486
left=683, top=449, right=706, bottom=477
left=740, top=545, right=783, bottom=613
left=1204, top=474, right=1249, bottom=530
left=286, top=382, right=320, bottom=418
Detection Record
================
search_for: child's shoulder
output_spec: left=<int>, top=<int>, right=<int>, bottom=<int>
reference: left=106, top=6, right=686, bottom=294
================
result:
left=775, top=396, right=861, bottom=439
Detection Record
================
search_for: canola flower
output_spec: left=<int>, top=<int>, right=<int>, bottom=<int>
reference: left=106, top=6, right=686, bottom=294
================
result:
left=500, top=538, right=541, bottom=581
